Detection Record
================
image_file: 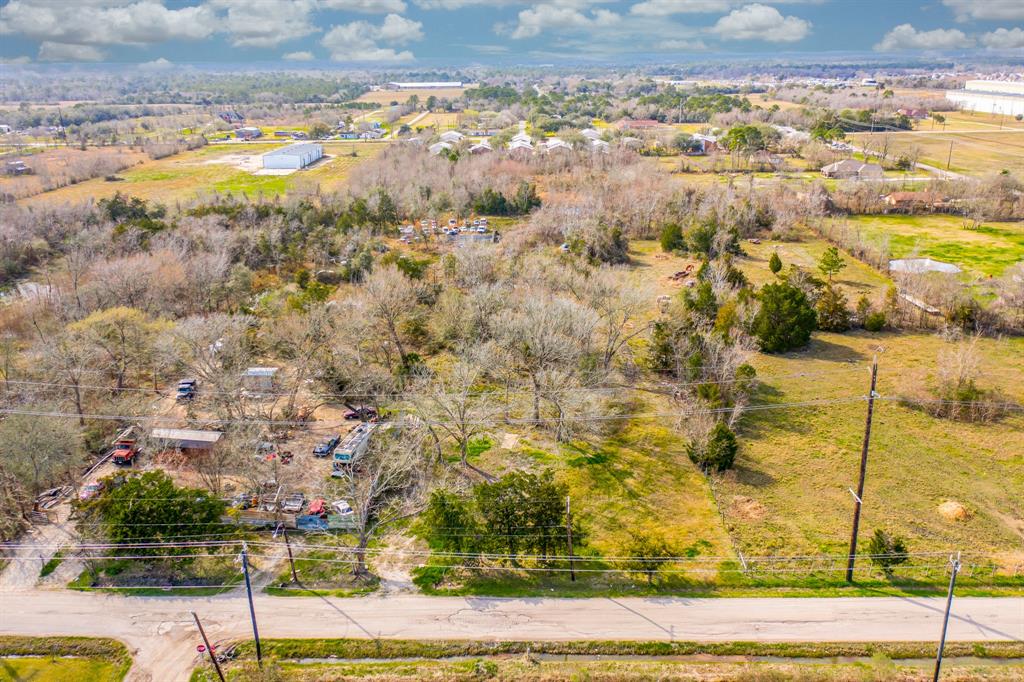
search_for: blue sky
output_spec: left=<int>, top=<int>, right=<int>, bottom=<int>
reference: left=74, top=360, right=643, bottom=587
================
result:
left=0, top=0, right=1021, bottom=65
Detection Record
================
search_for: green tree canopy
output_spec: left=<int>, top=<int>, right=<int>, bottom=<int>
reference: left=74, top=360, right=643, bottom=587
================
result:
left=751, top=282, right=817, bottom=353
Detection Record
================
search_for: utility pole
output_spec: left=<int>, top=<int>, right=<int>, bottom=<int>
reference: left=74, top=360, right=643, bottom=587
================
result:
left=565, top=495, right=576, bottom=582
left=946, top=140, right=954, bottom=171
left=933, top=552, right=962, bottom=682
left=845, top=356, right=879, bottom=583
left=240, top=543, right=263, bottom=666
left=281, top=525, right=298, bottom=584
left=191, top=612, right=226, bottom=682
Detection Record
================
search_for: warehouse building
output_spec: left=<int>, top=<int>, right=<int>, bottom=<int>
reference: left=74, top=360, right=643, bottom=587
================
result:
left=946, top=80, right=1024, bottom=117
left=262, top=143, right=324, bottom=170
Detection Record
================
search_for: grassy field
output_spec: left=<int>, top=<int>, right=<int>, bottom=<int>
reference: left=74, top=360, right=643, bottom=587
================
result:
left=721, top=331, right=1024, bottom=565
left=21, top=141, right=387, bottom=205
left=0, top=636, right=130, bottom=682
left=914, top=109, right=1024, bottom=132
left=845, top=214, right=1024, bottom=278
left=357, top=87, right=468, bottom=105
left=849, top=130, right=1024, bottom=176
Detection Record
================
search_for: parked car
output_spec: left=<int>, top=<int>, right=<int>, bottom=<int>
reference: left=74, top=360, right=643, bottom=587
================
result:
left=281, top=493, right=305, bottom=513
left=308, top=498, right=327, bottom=517
left=331, top=500, right=353, bottom=516
left=175, top=379, right=197, bottom=402
left=313, top=435, right=341, bottom=457
left=79, top=480, right=104, bottom=501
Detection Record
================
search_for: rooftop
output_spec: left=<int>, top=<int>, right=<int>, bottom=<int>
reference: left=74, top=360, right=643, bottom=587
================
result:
left=150, top=428, right=223, bottom=444
left=263, top=143, right=323, bottom=158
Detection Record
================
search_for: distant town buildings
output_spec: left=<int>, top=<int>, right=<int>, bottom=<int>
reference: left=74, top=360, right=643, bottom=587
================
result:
left=946, top=80, right=1024, bottom=117
left=821, top=159, right=884, bottom=181
left=387, top=81, right=463, bottom=89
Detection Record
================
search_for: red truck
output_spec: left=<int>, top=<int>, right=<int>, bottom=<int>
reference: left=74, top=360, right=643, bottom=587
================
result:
left=111, top=439, right=139, bottom=466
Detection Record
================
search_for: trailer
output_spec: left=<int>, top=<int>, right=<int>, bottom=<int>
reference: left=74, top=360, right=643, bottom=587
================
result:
left=331, top=423, right=376, bottom=475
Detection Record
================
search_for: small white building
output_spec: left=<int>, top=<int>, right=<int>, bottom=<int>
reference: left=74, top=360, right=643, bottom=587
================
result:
left=439, top=130, right=464, bottom=143
left=591, top=139, right=610, bottom=154
left=469, top=141, right=493, bottom=154
left=262, top=143, right=323, bottom=170
left=580, top=128, right=602, bottom=141
left=242, top=366, right=279, bottom=391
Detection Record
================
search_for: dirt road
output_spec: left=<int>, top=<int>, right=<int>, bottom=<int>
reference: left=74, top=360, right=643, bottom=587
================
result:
left=1, top=591, right=1021, bottom=681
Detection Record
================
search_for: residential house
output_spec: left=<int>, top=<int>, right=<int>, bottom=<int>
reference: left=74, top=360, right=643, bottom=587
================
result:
left=615, top=118, right=663, bottom=131
left=359, top=130, right=385, bottom=140
left=897, top=108, right=929, bottom=119
left=429, top=141, right=453, bottom=155
left=469, top=140, right=493, bottom=154
left=439, top=130, right=465, bottom=144
left=692, top=133, right=719, bottom=154
left=580, top=128, right=602, bottom=141
left=508, top=138, right=534, bottom=154
left=591, top=139, right=610, bottom=154
left=821, top=159, right=884, bottom=180
left=543, top=137, right=572, bottom=153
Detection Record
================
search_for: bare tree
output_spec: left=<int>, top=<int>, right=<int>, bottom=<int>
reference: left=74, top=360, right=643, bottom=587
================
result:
left=361, top=264, right=418, bottom=366
left=338, top=428, right=428, bottom=578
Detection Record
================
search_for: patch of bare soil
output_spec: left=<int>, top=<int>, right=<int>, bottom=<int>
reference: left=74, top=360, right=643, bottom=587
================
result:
left=729, top=495, right=767, bottom=521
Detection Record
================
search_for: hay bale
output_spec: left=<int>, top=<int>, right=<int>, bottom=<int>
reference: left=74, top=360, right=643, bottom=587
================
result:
left=937, top=500, right=971, bottom=522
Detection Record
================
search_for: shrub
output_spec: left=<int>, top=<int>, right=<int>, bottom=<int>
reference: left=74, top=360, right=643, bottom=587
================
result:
left=867, top=529, right=909, bottom=576
left=863, top=311, right=886, bottom=332
left=751, top=282, right=817, bottom=353
left=687, top=421, right=738, bottom=473
left=768, top=251, right=782, bottom=274
left=816, top=284, right=850, bottom=332
left=660, top=222, right=685, bottom=252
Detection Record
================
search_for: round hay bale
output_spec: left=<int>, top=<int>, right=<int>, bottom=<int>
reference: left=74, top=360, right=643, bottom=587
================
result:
left=937, top=500, right=971, bottom=522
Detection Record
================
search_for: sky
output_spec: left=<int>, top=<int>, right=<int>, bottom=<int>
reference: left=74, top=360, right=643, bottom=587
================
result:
left=0, top=0, right=1022, bottom=66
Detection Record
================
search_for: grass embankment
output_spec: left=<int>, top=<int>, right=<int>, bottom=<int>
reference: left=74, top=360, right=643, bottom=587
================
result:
left=0, top=636, right=130, bottom=682
left=189, top=639, right=1024, bottom=681
left=845, top=214, right=1024, bottom=278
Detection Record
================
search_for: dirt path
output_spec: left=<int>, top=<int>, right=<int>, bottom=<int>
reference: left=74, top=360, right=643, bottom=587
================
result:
left=0, top=506, right=77, bottom=592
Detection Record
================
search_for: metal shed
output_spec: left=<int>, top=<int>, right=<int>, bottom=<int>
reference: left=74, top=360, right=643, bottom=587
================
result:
left=262, top=143, right=324, bottom=170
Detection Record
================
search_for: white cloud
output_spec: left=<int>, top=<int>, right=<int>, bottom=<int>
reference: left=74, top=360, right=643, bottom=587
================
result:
left=138, top=56, right=174, bottom=70
left=710, top=4, right=810, bottom=42
left=0, top=55, right=32, bottom=64
left=942, top=0, right=1024, bottom=22
left=631, top=0, right=817, bottom=16
left=507, top=3, right=620, bottom=39
left=283, top=50, right=316, bottom=60
left=0, top=0, right=215, bottom=46
left=321, top=13, right=423, bottom=62
left=981, top=27, right=1024, bottom=50
left=38, top=41, right=106, bottom=61
left=874, top=23, right=973, bottom=52
left=320, top=0, right=408, bottom=12
left=209, top=0, right=319, bottom=47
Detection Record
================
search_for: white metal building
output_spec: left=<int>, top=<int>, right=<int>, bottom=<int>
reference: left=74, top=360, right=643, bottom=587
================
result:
left=946, top=80, right=1024, bottom=117
left=262, top=143, right=324, bottom=170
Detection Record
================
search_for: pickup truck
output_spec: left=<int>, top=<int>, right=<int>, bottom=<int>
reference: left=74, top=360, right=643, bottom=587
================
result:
left=110, top=439, right=139, bottom=466
left=175, top=379, right=197, bottom=402
left=313, top=435, right=340, bottom=458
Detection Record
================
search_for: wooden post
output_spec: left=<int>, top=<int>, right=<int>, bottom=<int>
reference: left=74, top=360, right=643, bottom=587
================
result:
left=191, top=611, right=226, bottom=682
left=566, top=495, right=576, bottom=582
left=846, top=356, right=878, bottom=583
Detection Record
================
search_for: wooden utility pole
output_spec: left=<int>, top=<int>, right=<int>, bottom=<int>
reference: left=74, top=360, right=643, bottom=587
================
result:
left=946, top=140, right=954, bottom=171
left=566, top=495, right=576, bottom=582
left=933, top=552, right=962, bottom=682
left=241, top=543, right=263, bottom=666
left=282, top=526, right=298, bottom=584
left=845, top=356, right=879, bottom=583
left=191, top=611, right=226, bottom=682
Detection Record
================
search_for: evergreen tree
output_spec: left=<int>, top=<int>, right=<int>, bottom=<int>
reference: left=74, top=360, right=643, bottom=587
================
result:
left=818, top=246, right=846, bottom=282
left=768, top=251, right=783, bottom=274
left=751, top=282, right=817, bottom=353
left=816, top=283, right=851, bottom=332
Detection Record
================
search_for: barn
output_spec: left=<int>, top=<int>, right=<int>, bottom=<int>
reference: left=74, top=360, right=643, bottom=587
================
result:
left=262, top=143, right=324, bottom=170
